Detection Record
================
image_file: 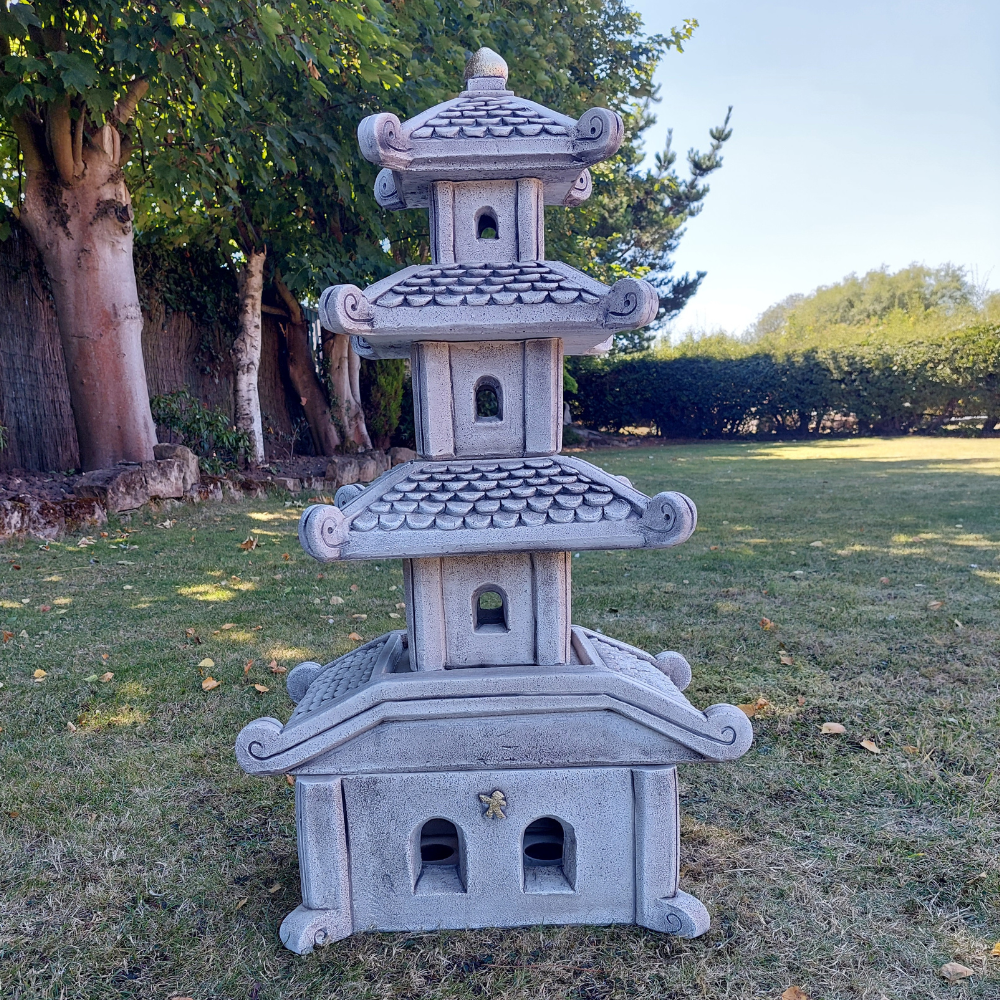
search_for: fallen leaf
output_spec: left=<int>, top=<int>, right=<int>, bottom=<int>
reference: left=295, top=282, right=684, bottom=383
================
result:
left=101, top=653, right=109, bottom=660
left=270, top=661, right=286, bottom=674
left=351, top=614, right=367, bottom=621
left=123, top=585, right=133, bottom=591
left=201, top=676, right=221, bottom=691
left=329, top=595, right=344, bottom=605
left=903, top=745, right=920, bottom=754
left=84, top=674, right=99, bottom=682
left=927, top=600, right=944, bottom=611
left=780, top=652, right=794, bottom=665
left=860, top=739, right=881, bottom=754
left=781, top=988, right=809, bottom=1000
left=2, top=631, right=13, bottom=643
left=66, top=721, right=77, bottom=732
left=991, top=941, right=1000, bottom=957
left=221, top=623, right=235, bottom=630
left=253, top=684, right=269, bottom=693
left=285, top=774, right=295, bottom=786
left=235, top=897, right=248, bottom=910
left=809, top=540, right=824, bottom=548
left=709, top=545, right=720, bottom=551
left=821, top=722, right=846, bottom=734
left=797, top=695, right=806, bottom=706
left=282, top=553, right=290, bottom=561
left=99, top=672, right=113, bottom=683
left=349, top=632, right=363, bottom=641
left=211, top=630, right=220, bottom=636
left=350, top=584, right=358, bottom=592
left=737, top=697, right=770, bottom=718
left=395, top=602, right=406, bottom=609
left=879, top=577, right=891, bottom=584
left=33, top=668, right=47, bottom=679
left=759, top=617, right=775, bottom=630
left=198, top=657, right=215, bottom=668
left=10, top=564, right=20, bottom=570
left=389, top=613, right=401, bottom=619
left=243, top=660, right=253, bottom=676
left=39, top=605, right=51, bottom=612
left=268, top=883, right=281, bottom=893
left=239, top=535, right=258, bottom=551
left=20, top=598, right=29, bottom=604
left=939, top=962, right=973, bottom=983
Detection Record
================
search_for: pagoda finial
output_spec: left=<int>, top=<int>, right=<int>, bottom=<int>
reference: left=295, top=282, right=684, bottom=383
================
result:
left=464, top=46, right=508, bottom=82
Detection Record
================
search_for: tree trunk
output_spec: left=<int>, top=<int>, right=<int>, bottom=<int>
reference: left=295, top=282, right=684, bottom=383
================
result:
left=233, top=250, right=267, bottom=465
left=273, top=275, right=341, bottom=455
left=323, top=331, right=373, bottom=450
left=18, top=127, right=156, bottom=471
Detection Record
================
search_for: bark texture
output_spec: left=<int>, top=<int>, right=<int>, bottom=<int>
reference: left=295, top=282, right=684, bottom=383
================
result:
left=233, top=250, right=267, bottom=465
left=17, top=126, right=156, bottom=470
left=324, top=330, right=373, bottom=450
left=274, top=276, right=342, bottom=455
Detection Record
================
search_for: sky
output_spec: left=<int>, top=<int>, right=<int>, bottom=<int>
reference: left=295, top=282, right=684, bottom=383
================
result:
left=629, top=0, right=1000, bottom=336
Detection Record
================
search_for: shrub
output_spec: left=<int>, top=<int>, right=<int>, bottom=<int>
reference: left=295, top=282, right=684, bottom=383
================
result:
left=150, top=389, right=252, bottom=472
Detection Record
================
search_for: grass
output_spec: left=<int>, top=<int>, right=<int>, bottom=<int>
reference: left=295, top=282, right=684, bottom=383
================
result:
left=1, top=437, right=999, bottom=999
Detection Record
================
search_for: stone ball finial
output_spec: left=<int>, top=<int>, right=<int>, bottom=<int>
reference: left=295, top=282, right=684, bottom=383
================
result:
left=464, top=47, right=508, bottom=82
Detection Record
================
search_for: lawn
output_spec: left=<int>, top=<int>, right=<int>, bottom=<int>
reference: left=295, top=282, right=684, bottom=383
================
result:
left=1, top=437, right=998, bottom=999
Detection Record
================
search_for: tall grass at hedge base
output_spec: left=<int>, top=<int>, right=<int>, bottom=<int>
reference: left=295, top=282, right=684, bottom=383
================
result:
left=571, top=321, right=1000, bottom=438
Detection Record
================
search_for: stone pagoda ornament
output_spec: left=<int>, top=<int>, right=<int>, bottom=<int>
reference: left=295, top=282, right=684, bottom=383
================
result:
left=236, top=48, right=752, bottom=955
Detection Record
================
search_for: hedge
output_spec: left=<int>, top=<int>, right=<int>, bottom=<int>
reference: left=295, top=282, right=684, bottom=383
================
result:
left=570, top=324, right=1000, bottom=436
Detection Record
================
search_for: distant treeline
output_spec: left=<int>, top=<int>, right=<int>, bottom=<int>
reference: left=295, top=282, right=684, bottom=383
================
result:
left=570, top=266, right=1000, bottom=437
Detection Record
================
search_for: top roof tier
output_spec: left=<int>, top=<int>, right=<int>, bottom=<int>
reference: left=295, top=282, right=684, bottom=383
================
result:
left=359, top=47, right=623, bottom=210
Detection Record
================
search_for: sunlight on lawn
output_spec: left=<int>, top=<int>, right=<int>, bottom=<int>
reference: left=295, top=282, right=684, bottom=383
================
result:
left=745, top=437, right=1000, bottom=467
left=176, top=583, right=235, bottom=602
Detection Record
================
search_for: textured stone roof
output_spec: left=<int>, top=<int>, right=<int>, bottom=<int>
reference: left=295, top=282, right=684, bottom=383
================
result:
left=373, top=262, right=600, bottom=310
left=411, top=96, right=568, bottom=141
left=350, top=457, right=637, bottom=534
left=289, top=634, right=391, bottom=723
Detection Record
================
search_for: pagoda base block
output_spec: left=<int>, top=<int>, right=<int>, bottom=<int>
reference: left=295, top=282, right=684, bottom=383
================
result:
left=637, top=889, right=711, bottom=938
left=279, top=904, right=352, bottom=955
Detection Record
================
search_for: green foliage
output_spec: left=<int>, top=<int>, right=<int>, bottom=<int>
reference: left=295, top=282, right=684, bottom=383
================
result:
left=149, top=388, right=251, bottom=471
left=358, top=359, right=407, bottom=451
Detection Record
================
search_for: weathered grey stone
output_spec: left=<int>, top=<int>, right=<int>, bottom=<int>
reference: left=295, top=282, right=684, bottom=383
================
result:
left=152, top=443, right=200, bottom=491
left=325, top=455, right=359, bottom=487
left=237, top=43, right=749, bottom=954
left=77, top=466, right=149, bottom=512
left=271, top=476, right=302, bottom=493
left=142, top=458, right=186, bottom=499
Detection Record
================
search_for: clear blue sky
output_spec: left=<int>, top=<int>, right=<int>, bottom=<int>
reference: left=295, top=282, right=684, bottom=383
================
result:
left=629, top=0, right=1000, bottom=335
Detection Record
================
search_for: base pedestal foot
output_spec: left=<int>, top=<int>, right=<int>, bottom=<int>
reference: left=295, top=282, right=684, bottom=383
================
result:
left=639, top=889, right=710, bottom=938
left=279, top=904, right=352, bottom=954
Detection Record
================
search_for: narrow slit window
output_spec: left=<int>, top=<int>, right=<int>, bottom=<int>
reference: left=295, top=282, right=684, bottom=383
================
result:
left=475, top=588, right=507, bottom=631
left=477, top=211, right=498, bottom=239
left=415, top=818, right=465, bottom=894
left=474, top=377, right=502, bottom=421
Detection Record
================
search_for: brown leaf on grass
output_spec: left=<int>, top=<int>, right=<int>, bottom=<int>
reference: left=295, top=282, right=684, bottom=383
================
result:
left=2, top=631, right=13, bottom=643
left=235, top=897, right=248, bottom=910
left=860, top=739, right=881, bottom=754
left=285, top=775, right=295, bottom=786
left=939, top=962, right=973, bottom=983
left=201, top=677, right=221, bottom=691
left=797, top=695, right=806, bottom=706
left=253, top=684, right=269, bottom=693
left=221, top=623, right=235, bottom=630
left=33, top=668, right=47, bottom=680
left=351, top=614, right=367, bottom=621
left=282, top=553, right=290, bottom=561
left=350, top=583, right=358, bottom=592
left=781, top=988, right=809, bottom=1000
left=927, top=600, right=944, bottom=611
left=66, top=721, right=77, bottom=732
left=101, top=653, right=109, bottom=660
left=39, top=605, right=51, bottom=612
left=270, top=660, right=286, bottom=674
left=389, top=613, right=401, bottom=619
left=879, top=577, right=891, bottom=584
left=737, top=697, right=770, bottom=718
left=198, top=657, right=215, bottom=668
left=991, top=941, right=1000, bottom=957
left=99, top=672, right=113, bottom=683
left=809, top=540, right=824, bottom=548
left=268, top=883, right=281, bottom=893
left=329, top=596, right=344, bottom=605
left=243, top=660, right=253, bottom=676
left=780, top=652, right=794, bottom=665
left=709, top=545, right=720, bottom=551
left=349, top=631, right=363, bottom=641
left=903, top=745, right=921, bottom=754
left=239, top=535, right=258, bottom=551
left=395, top=602, right=406, bottom=609
left=821, top=722, right=846, bottom=734
left=760, top=617, right=775, bottom=630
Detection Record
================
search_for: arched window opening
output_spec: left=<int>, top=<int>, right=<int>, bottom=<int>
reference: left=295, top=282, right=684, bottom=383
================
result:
left=474, top=376, right=502, bottom=421
left=475, top=587, right=507, bottom=631
left=477, top=211, right=499, bottom=240
left=523, top=817, right=575, bottom=894
left=415, top=818, right=466, bottom=895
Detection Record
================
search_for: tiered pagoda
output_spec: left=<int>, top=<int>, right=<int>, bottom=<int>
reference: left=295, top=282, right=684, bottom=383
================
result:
left=236, top=47, right=751, bottom=955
